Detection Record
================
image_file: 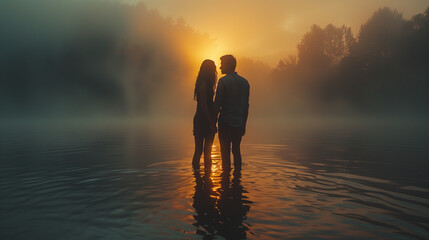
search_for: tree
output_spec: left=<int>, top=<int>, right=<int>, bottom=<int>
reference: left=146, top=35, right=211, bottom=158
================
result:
left=297, top=24, right=355, bottom=68
left=357, top=7, right=407, bottom=59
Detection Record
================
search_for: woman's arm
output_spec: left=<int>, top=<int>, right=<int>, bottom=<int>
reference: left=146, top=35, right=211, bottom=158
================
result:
left=199, top=83, right=215, bottom=127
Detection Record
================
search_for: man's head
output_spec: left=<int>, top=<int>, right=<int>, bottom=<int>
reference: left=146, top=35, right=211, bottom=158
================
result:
left=220, top=55, right=236, bottom=74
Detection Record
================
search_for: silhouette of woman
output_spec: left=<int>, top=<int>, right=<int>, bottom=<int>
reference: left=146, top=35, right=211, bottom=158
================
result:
left=192, top=59, right=217, bottom=170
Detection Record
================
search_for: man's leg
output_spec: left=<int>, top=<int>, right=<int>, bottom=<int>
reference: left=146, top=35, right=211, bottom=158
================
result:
left=219, top=130, right=231, bottom=171
left=231, top=131, right=242, bottom=169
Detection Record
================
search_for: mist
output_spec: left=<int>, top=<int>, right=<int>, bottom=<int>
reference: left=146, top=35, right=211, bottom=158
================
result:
left=0, top=1, right=428, bottom=123
left=0, top=0, right=214, bottom=119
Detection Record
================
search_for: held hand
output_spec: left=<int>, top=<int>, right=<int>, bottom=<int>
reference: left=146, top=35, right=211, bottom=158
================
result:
left=209, top=122, right=217, bottom=135
left=241, top=126, right=246, bottom=136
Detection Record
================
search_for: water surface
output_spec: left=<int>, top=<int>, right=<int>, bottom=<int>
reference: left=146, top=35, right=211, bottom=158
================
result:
left=1, top=120, right=428, bottom=239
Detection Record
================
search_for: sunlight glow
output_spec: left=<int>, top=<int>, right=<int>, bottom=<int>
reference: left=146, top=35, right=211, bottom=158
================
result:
left=203, top=42, right=225, bottom=67
left=193, top=40, right=228, bottom=73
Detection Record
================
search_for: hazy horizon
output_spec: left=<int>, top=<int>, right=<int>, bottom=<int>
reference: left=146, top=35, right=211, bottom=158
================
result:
left=0, top=0, right=428, bottom=119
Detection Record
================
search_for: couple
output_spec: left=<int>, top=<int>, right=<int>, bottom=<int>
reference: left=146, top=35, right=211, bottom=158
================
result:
left=192, top=55, right=250, bottom=171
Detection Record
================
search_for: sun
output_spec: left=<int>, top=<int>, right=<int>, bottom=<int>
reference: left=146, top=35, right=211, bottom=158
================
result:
left=196, top=40, right=228, bottom=71
left=186, top=39, right=231, bottom=85
left=203, top=45, right=224, bottom=67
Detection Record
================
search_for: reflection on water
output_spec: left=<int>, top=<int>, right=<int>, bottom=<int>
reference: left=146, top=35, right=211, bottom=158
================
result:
left=0, top=122, right=429, bottom=239
left=193, top=167, right=252, bottom=239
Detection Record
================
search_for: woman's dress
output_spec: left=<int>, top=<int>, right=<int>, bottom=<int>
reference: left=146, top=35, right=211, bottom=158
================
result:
left=193, top=85, right=214, bottom=137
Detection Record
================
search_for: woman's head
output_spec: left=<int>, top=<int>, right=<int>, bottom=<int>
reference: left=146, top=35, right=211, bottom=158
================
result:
left=194, top=59, right=217, bottom=100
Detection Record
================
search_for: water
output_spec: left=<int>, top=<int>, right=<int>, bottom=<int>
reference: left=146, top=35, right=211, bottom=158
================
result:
left=1, top=120, right=429, bottom=239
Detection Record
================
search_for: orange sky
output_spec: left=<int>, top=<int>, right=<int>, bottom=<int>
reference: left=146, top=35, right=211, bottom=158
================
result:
left=122, top=0, right=429, bottom=66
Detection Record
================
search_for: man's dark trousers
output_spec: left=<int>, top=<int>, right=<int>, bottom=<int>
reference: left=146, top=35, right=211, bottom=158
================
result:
left=218, top=120, right=242, bottom=170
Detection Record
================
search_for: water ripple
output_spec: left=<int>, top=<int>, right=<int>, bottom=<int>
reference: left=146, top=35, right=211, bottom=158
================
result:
left=1, top=133, right=428, bottom=239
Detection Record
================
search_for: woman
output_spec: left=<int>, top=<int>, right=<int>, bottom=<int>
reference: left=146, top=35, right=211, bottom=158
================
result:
left=192, top=59, right=217, bottom=170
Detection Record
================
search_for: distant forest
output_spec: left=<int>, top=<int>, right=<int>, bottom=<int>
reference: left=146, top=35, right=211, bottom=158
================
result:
left=271, top=7, right=429, bottom=116
left=0, top=1, right=428, bottom=118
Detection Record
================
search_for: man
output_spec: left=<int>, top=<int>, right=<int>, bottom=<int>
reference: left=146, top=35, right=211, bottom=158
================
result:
left=214, top=55, right=250, bottom=170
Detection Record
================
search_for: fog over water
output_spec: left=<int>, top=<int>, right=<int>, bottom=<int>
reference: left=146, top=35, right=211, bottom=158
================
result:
left=1, top=0, right=428, bottom=121
left=0, top=0, right=212, bottom=118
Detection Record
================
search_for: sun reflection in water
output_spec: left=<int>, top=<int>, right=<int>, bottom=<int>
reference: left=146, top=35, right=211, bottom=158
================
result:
left=209, top=143, right=222, bottom=195
left=192, top=141, right=251, bottom=239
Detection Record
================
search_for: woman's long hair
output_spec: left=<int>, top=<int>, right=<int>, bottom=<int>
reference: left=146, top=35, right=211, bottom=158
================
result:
left=194, top=59, right=217, bottom=100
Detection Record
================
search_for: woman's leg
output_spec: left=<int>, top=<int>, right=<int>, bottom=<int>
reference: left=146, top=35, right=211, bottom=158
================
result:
left=193, top=135, right=204, bottom=168
left=203, top=134, right=215, bottom=170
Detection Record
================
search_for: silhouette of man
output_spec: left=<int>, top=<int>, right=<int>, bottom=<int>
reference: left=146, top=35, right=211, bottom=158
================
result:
left=214, top=55, right=250, bottom=170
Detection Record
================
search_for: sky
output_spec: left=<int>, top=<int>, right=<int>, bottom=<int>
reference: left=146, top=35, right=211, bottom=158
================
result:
left=121, top=0, right=429, bottom=66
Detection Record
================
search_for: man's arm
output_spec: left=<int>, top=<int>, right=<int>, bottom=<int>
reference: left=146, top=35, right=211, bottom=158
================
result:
left=241, top=83, right=250, bottom=136
left=213, top=79, right=224, bottom=126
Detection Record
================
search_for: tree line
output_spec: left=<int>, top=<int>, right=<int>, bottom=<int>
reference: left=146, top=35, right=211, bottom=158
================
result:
left=271, top=7, right=429, bottom=116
